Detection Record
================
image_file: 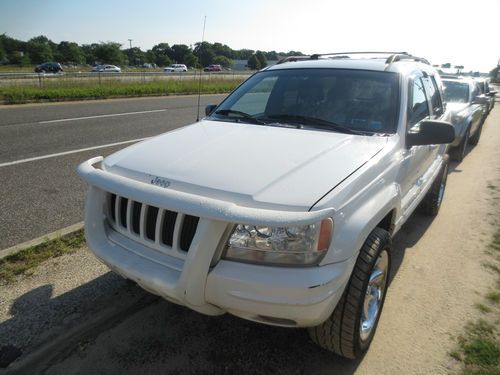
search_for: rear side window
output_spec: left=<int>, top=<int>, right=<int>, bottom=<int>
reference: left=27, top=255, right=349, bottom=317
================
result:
left=408, top=78, right=429, bottom=128
left=422, top=77, right=444, bottom=117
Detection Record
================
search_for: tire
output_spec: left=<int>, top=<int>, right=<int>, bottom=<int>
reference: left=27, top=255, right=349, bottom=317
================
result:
left=308, top=228, right=391, bottom=359
left=418, top=157, right=448, bottom=216
left=449, top=126, right=469, bottom=162
left=468, top=123, right=482, bottom=146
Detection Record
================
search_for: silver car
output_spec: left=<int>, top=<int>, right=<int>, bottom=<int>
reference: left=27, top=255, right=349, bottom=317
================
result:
left=442, top=77, right=485, bottom=162
left=474, top=77, right=496, bottom=113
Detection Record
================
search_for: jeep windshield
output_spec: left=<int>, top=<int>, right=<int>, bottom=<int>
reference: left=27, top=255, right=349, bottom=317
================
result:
left=209, top=68, right=400, bottom=134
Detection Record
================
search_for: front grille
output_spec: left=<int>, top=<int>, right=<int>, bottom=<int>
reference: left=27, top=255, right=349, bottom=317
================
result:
left=107, top=193, right=199, bottom=253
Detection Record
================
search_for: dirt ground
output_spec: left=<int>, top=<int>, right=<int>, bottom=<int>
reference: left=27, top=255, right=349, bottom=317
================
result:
left=2, top=103, right=499, bottom=375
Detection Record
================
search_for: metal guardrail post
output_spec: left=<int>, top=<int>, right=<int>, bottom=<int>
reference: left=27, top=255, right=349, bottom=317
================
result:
left=98, top=72, right=101, bottom=85
left=38, top=73, right=42, bottom=88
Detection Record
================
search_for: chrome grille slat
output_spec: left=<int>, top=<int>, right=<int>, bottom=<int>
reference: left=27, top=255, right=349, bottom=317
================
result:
left=155, top=209, right=164, bottom=246
left=126, top=199, right=132, bottom=234
left=105, top=193, right=199, bottom=259
left=139, top=202, right=146, bottom=239
left=172, top=213, right=184, bottom=252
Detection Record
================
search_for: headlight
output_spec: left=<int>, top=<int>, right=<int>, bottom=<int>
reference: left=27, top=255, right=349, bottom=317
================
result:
left=223, top=218, right=333, bottom=266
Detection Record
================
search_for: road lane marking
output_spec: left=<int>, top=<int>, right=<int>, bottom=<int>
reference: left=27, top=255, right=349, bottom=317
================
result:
left=0, top=138, right=148, bottom=168
left=38, top=109, right=167, bottom=124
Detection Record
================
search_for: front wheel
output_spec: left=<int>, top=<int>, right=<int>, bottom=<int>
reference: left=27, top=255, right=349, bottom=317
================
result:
left=468, top=123, right=483, bottom=146
left=308, top=227, right=391, bottom=359
left=449, top=126, right=469, bottom=162
left=418, top=157, right=449, bottom=216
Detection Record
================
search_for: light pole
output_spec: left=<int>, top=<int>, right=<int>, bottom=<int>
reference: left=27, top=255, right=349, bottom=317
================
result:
left=128, top=39, right=133, bottom=49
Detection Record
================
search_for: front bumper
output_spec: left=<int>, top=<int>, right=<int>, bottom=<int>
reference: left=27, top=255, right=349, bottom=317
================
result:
left=79, top=157, right=351, bottom=327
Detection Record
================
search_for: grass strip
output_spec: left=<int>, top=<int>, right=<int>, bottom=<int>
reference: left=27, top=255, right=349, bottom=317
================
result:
left=0, top=79, right=243, bottom=104
left=451, top=181, right=500, bottom=374
left=0, top=229, right=85, bottom=284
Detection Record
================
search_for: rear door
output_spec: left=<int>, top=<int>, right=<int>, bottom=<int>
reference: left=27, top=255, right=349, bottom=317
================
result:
left=421, top=75, right=445, bottom=169
left=400, top=73, right=432, bottom=212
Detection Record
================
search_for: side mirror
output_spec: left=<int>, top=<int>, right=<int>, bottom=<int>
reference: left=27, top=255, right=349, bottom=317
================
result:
left=205, top=104, right=217, bottom=116
left=407, top=120, right=455, bottom=147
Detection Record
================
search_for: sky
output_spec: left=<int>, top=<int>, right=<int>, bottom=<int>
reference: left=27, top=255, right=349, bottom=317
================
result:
left=0, top=0, right=498, bottom=72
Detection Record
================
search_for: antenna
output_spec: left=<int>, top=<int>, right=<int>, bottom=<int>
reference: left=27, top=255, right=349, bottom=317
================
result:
left=196, top=16, right=207, bottom=122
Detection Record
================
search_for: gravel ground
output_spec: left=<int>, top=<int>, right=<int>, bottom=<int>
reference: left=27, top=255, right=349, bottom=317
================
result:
left=0, top=248, right=144, bottom=356
left=1, top=103, right=499, bottom=374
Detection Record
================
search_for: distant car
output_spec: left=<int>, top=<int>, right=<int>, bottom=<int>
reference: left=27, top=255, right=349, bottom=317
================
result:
left=442, top=77, right=486, bottom=161
left=34, top=62, right=63, bottom=73
left=474, top=78, right=496, bottom=113
left=204, top=64, right=222, bottom=72
left=91, top=65, right=121, bottom=73
left=164, top=64, right=187, bottom=72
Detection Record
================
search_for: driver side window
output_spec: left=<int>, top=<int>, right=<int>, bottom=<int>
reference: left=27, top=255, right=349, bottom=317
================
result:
left=408, top=78, right=430, bottom=130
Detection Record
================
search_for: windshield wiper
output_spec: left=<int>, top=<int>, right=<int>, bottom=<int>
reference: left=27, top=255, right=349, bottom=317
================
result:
left=262, top=114, right=364, bottom=135
left=214, top=109, right=264, bottom=124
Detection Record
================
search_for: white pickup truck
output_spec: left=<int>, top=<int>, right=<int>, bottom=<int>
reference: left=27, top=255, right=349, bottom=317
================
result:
left=78, top=52, right=455, bottom=359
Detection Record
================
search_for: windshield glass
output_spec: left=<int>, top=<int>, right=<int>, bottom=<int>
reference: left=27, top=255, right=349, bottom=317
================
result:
left=210, top=68, right=400, bottom=134
left=443, top=81, right=469, bottom=103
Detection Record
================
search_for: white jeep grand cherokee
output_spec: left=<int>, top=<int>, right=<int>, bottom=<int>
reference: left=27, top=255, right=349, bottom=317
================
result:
left=78, top=52, right=455, bottom=359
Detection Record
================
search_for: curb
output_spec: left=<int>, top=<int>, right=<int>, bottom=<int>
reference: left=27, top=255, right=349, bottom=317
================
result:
left=0, top=222, right=84, bottom=260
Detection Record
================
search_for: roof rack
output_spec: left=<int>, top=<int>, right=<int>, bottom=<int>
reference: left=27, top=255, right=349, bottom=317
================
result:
left=384, top=53, right=430, bottom=66
left=276, top=55, right=312, bottom=64
left=276, top=51, right=430, bottom=67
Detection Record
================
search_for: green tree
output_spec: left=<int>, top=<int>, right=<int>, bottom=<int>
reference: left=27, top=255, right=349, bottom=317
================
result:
left=247, top=54, right=260, bottom=70
left=171, top=44, right=191, bottom=63
left=27, top=35, right=53, bottom=64
left=56, top=41, right=84, bottom=64
left=213, top=55, right=232, bottom=68
left=264, top=50, right=278, bottom=60
left=194, top=42, right=215, bottom=67
left=0, top=34, right=26, bottom=58
left=212, top=42, right=232, bottom=58
left=454, top=65, right=464, bottom=74
left=94, top=42, right=125, bottom=66
left=145, top=50, right=156, bottom=64
left=9, top=51, right=30, bottom=66
left=81, top=44, right=97, bottom=65
left=234, top=49, right=254, bottom=60
left=125, top=47, right=146, bottom=66
left=0, top=46, right=5, bottom=64
left=255, top=51, right=267, bottom=69
left=184, top=52, right=198, bottom=68
left=152, top=43, right=173, bottom=66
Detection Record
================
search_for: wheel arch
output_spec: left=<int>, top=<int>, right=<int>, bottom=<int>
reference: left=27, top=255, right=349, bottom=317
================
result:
left=325, top=183, right=399, bottom=264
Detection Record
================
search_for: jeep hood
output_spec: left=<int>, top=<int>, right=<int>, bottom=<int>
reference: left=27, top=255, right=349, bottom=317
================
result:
left=103, top=120, right=387, bottom=210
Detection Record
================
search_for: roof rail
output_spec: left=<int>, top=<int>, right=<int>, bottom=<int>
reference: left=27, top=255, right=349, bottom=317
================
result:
left=310, top=51, right=408, bottom=60
left=276, top=55, right=312, bottom=64
left=276, top=52, right=431, bottom=67
left=385, top=53, right=430, bottom=66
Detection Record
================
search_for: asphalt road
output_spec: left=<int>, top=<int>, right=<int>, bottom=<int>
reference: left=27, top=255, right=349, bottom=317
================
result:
left=0, top=94, right=227, bottom=250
